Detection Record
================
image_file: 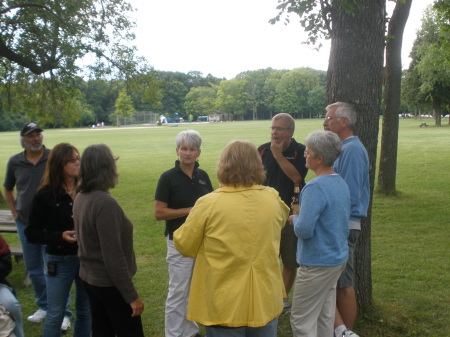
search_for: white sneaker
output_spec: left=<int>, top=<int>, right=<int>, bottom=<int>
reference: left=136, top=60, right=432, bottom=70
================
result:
left=27, top=309, right=47, bottom=323
left=61, top=316, right=71, bottom=331
left=343, top=330, right=360, bottom=337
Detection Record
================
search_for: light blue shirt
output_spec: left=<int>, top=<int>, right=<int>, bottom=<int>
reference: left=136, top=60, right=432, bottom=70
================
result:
left=294, top=174, right=350, bottom=267
left=333, top=136, right=370, bottom=224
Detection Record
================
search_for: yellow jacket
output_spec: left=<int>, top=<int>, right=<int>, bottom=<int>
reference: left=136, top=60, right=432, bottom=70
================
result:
left=173, top=185, right=289, bottom=327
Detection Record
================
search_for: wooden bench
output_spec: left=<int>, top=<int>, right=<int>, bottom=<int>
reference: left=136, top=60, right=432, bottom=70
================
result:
left=0, top=210, right=23, bottom=262
left=0, top=210, right=29, bottom=286
left=420, top=122, right=428, bottom=127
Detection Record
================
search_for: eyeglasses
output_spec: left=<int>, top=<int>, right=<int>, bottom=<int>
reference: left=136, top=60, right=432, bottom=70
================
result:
left=67, top=157, right=80, bottom=164
left=324, top=116, right=343, bottom=121
left=271, top=126, right=290, bottom=132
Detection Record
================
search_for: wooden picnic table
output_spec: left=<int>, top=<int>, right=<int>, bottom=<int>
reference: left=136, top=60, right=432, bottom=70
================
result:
left=0, top=210, right=28, bottom=285
left=0, top=210, right=17, bottom=233
left=0, top=210, right=23, bottom=262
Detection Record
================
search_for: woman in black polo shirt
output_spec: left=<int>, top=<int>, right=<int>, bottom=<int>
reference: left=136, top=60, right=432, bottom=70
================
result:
left=155, top=130, right=213, bottom=337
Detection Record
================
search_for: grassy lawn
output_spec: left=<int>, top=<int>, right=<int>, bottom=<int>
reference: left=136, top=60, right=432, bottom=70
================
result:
left=0, top=118, right=448, bottom=337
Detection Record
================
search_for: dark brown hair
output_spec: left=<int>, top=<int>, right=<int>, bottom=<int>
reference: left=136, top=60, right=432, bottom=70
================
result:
left=39, top=143, right=79, bottom=195
left=78, top=144, right=118, bottom=193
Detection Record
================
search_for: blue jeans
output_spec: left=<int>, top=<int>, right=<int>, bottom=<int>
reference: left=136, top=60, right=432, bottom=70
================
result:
left=205, top=318, right=278, bottom=337
left=0, top=284, right=24, bottom=337
left=43, top=255, right=91, bottom=337
left=16, top=219, right=47, bottom=310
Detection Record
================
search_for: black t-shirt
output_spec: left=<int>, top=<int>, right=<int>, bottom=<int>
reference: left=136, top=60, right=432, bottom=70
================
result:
left=155, top=161, right=213, bottom=239
left=258, top=139, right=308, bottom=206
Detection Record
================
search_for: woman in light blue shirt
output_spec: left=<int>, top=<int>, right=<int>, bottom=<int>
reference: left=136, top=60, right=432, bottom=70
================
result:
left=290, top=130, right=350, bottom=337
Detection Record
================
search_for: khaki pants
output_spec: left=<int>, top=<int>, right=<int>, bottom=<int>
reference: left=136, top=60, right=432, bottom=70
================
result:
left=290, top=263, right=346, bottom=337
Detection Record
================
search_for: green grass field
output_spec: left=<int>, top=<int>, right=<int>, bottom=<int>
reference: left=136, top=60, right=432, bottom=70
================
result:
left=0, top=118, right=449, bottom=337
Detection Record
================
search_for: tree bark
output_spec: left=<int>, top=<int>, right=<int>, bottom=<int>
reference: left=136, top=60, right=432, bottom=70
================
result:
left=377, top=0, right=412, bottom=194
left=327, top=0, right=386, bottom=311
left=434, top=102, right=442, bottom=126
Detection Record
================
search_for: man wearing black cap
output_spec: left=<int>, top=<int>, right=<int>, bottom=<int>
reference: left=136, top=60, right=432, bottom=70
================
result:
left=3, top=123, right=50, bottom=323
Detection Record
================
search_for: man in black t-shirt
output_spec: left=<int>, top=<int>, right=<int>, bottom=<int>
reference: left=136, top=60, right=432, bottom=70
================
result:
left=258, top=113, right=308, bottom=313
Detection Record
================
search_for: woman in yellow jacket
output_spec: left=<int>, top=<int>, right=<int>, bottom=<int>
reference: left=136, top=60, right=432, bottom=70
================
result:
left=174, top=140, right=289, bottom=337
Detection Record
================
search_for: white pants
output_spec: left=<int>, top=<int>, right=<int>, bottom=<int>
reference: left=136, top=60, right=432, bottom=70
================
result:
left=165, top=237, right=198, bottom=337
left=290, top=263, right=346, bottom=337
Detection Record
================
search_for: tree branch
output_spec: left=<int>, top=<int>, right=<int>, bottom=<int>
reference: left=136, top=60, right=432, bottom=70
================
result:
left=320, top=0, right=332, bottom=34
left=1, top=3, right=62, bottom=21
left=0, top=37, right=57, bottom=74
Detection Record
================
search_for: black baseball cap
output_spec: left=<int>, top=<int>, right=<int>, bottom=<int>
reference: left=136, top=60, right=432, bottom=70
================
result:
left=20, top=122, right=43, bottom=136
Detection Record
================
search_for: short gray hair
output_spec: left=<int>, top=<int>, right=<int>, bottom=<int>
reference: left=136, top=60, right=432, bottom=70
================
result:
left=326, top=102, right=357, bottom=130
left=305, top=131, right=342, bottom=167
left=175, top=130, right=202, bottom=149
left=273, top=113, right=295, bottom=131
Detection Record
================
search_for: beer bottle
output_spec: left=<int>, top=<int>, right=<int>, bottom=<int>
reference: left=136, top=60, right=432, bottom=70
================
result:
left=291, top=183, right=300, bottom=215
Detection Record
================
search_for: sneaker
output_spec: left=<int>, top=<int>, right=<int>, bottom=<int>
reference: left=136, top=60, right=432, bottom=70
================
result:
left=27, top=309, right=47, bottom=323
left=61, top=317, right=71, bottom=331
left=282, top=298, right=291, bottom=314
left=343, top=330, right=360, bottom=337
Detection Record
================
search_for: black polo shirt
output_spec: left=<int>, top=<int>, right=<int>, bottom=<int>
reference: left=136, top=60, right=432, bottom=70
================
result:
left=258, top=138, right=308, bottom=206
left=155, top=160, right=213, bottom=239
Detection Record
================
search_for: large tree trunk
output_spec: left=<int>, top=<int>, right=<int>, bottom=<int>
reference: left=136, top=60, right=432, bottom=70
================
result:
left=378, top=0, right=412, bottom=194
left=327, top=0, right=385, bottom=311
left=434, top=102, right=442, bottom=126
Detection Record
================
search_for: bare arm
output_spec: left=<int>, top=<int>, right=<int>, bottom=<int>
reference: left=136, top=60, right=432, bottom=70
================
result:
left=154, top=200, right=192, bottom=221
left=3, top=188, right=18, bottom=219
left=271, top=142, right=302, bottom=184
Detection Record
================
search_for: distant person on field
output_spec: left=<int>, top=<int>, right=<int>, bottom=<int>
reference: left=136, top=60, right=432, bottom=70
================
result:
left=73, top=144, right=144, bottom=337
left=258, top=113, right=308, bottom=313
left=3, top=122, right=51, bottom=324
left=26, top=143, right=91, bottom=336
left=174, top=140, right=289, bottom=337
left=154, top=130, right=213, bottom=337
left=323, top=102, right=370, bottom=337
left=289, top=130, right=350, bottom=337
left=0, top=235, right=24, bottom=337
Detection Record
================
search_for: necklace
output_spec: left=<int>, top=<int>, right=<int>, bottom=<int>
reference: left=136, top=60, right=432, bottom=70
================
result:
left=64, top=183, right=76, bottom=198
left=65, top=188, right=75, bottom=195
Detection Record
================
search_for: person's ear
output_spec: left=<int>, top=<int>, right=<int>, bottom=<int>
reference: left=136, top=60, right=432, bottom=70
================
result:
left=341, top=117, right=349, bottom=127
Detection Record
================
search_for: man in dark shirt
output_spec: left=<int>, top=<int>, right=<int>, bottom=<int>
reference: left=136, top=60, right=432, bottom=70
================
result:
left=3, top=123, right=50, bottom=324
left=258, top=113, right=308, bottom=313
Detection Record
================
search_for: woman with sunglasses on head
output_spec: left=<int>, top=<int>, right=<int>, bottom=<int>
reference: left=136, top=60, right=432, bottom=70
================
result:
left=26, top=143, right=91, bottom=337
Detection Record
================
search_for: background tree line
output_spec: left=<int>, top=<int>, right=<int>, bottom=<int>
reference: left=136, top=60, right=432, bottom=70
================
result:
left=1, top=2, right=448, bottom=132
left=0, top=66, right=328, bottom=130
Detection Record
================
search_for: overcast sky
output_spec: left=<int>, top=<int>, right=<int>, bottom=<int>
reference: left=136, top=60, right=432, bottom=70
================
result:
left=129, top=0, right=435, bottom=79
